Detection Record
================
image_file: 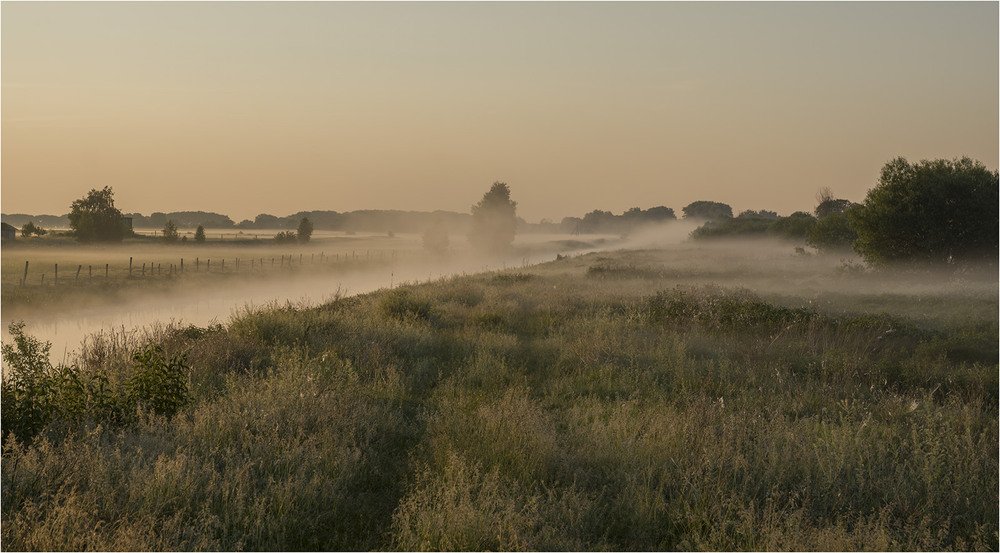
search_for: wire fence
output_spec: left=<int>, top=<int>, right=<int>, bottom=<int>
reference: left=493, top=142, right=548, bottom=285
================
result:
left=10, top=249, right=413, bottom=287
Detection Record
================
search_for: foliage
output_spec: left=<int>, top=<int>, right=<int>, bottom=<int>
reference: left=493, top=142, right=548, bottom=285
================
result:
left=422, top=218, right=450, bottom=253
left=1, top=323, right=190, bottom=446
left=469, top=182, right=517, bottom=252
left=297, top=217, right=314, bottom=243
left=68, top=186, right=128, bottom=243
left=693, top=211, right=818, bottom=241
left=851, top=157, right=999, bottom=268
left=691, top=216, right=771, bottom=239
left=194, top=225, right=206, bottom=243
left=19, top=222, right=46, bottom=237
left=806, top=208, right=859, bottom=252
left=126, top=345, right=190, bottom=417
left=274, top=231, right=298, bottom=244
left=162, top=220, right=179, bottom=243
left=682, top=200, right=733, bottom=220
left=767, top=211, right=816, bottom=239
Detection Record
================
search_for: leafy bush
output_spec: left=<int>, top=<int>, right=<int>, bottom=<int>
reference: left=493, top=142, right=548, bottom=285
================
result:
left=274, top=231, right=298, bottom=244
left=127, top=345, right=190, bottom=417
left=1, top=323, right=190, bottom=445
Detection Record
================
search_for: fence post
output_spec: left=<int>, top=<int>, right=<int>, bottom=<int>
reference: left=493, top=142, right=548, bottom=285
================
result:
left=129, top=257, right=133, bottom=277
left=207, top=259, right=211, bottom=272
left=106, top=264, right=109, bottom=278
left=54, top=263, right=58, bottom=285
left=89, top=265, right=92, bottom=279
left=142, top=263, right=146, bottom=276
left=196, top=257, right=200, bottom=272
left=76, top=265, right=82, bottom=280
left=180, top=258, right=184, bottom=273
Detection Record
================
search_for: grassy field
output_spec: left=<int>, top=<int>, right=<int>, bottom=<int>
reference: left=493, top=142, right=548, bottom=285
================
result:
left=1, top=242, right=997, bottom=550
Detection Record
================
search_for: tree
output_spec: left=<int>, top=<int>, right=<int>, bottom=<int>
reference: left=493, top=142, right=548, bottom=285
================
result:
left=851, top=157, right=999, bottom=268
left=194, top=225, right=206, bottom=243
left=468, top=182, right=517, bottom=252
left=768, top=211, right=817, bottom=240
left=68, top=186, right=128, bottom=242
left=682, top=201, right=733, bottom=220
left=806, top=208, right=858, bottom=252
left=162, top=220, right=179, bottom=243
left=297, top=217, right=314, bottom=244
left=20, top=222, right=46, bottom=237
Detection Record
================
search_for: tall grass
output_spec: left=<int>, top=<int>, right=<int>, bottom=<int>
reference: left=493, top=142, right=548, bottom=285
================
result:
left=2, top=250, right=997, bottom=550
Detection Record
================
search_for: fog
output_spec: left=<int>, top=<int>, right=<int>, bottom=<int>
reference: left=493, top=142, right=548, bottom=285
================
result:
left=4, top=224, right=996, bottom=365
left=2, top=231, right=621, bottom=363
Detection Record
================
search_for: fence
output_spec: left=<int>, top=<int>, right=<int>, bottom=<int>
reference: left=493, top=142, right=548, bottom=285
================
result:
left=11, top=249, right=410, bottom=287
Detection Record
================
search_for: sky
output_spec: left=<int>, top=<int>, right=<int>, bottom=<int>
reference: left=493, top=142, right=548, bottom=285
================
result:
left=2, top=1, right=997, bottom=224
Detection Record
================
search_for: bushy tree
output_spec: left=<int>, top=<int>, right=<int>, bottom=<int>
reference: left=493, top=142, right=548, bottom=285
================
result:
left=469, top=182, right=517, bottom=252
left=19, top=222, right=46, bottom=237
left=297, top=217, right=314, bottom=243
left=194, top=225, right=206, bottom=243
left=682, top=201, right=733, bottom=220
left=68, top=186, right=128, bottom=242
left=163, top=220, right=179, bottom=243
left=807, top=208, right=858, bottom=252
left=851, top=157, right=999, bottom=267
left=768, top=211, right=817, bottom=240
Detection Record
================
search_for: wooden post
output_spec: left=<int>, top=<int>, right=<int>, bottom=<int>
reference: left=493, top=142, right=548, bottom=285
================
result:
left=105, top=264, right=109, bottom=278
left=142, top=263, right=146, bottom=276
left=180, top=258, right=184, bottom=272
left=129, top=257, right=133, bottom=277
left=89, top=265, right=92, bottom=279
left=41, top=274, right=45, bottom=286
left=54, top=264, right=58, bottom=285
left=207, top=259, right=211, bottom=271
left=76, top=265, right=82, bottom=280
left=22, top=260, right=28, bottom=286
left=299, top=253, right=303, bottom=264
left=196, top=257, right=200, bottom=271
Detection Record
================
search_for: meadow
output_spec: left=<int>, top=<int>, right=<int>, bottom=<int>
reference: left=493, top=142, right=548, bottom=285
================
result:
left=1, top=239, right=997, bottom=551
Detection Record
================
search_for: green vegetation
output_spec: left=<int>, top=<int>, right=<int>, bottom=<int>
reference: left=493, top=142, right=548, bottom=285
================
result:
left=297, top=217, right=314, bottom=243
left=68, top=186, right=130, bottom=243
left=851, top=157, right=999, bottom=268
left=19, top=222, right=46, bottom=238
left=683, top=200, right=733, bottom=220
left=2, top=248, right=995, bottom=550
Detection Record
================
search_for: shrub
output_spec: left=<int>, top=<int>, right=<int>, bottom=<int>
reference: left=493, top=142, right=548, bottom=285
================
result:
left=127, top=345, right=190, bottom=418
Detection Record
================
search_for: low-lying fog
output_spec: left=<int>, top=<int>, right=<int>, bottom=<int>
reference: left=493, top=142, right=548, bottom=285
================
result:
left=4, top=222, right=996, bottom=364
left=2, top=231, right=627, bottom=363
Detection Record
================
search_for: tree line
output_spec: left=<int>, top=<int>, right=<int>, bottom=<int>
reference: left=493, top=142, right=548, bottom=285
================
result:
left=15, top=155, right=997, bottom=270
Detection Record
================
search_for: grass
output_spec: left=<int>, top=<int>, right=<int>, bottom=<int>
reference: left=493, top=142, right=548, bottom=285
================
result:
left=1, top=245, right=997, bottom=550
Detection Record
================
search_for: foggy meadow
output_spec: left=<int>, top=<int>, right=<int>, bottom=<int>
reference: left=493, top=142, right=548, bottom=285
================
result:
left=3, top=2, right=998, bottom=551
left=2, top=190, right=997, bottom=550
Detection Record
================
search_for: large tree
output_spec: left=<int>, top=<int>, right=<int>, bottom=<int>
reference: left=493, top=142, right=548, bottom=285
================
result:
left=68, top=186, right=128, bottom=242
left=297, top=217, right=314, bottom=243
left=682, top=201, right=733, bottom=220
left=468, top=182, right=517, bottom=252
left=851, top=157, right=998, bottom=268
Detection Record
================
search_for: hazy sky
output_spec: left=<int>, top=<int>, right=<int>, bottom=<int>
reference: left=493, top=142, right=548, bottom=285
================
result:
left=2, top=1, right=997, bottom=223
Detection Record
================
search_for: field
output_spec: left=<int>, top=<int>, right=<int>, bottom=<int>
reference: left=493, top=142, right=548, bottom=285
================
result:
left=1, top=238, right=997, bottom=550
